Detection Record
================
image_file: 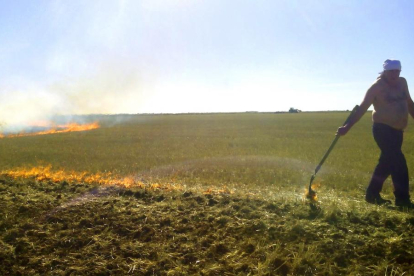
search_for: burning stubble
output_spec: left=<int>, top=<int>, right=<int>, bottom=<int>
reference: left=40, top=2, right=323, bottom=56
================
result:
left=0, top=62, right=147, bottom=135
left=1, top=165, right=236, bottom=195
left=304, top=182, right=321, bottom=201
left=0, top=122, right=100, bottom=138
left=2, top=165, right=157, bottom=190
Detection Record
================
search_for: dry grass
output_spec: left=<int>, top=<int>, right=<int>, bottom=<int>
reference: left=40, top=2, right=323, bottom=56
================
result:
left=1, top=112, right=414, bottom=274
left=1, top=176, right=414, bottom=275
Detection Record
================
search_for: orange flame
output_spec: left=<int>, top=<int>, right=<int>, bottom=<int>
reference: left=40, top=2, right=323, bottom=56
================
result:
left=305, top=190, right=318, bottom=201
left=203, top=186, right=233, bottom=195
left=0, top=165, right=237, bottom=195
left=0, top=122, right=100, bottom=138
left=1, top=165, right=183, bottom=191
left=304, top=183, right=320, bottom=201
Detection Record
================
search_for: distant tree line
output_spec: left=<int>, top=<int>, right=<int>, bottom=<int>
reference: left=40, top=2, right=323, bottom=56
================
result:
left=288, top=107, right=301, bottom=113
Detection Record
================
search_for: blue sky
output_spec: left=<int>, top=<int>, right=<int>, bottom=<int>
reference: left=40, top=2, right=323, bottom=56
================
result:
left=1, top=0, right=414, bottom=127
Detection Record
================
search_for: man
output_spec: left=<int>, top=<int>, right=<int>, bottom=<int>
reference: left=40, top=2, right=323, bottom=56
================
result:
left=337, top=59, right=414, bottom=207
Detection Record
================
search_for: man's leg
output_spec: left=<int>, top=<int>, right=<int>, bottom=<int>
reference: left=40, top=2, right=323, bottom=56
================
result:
left=367, top=153, right=391, bottom=197
left=387, top=130, right=411, bottom=205
left=391, top=150, right=410, bottom=204
left=366, top=123, right=393, bottom=204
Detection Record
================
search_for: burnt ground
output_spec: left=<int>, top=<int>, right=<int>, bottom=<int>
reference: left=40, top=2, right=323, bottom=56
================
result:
left=1, top=177, right=414, bottom=275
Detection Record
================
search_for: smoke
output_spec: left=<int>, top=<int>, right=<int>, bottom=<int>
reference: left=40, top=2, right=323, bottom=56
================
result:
left=0, top=63, right=146, bottom=134
left=52, top=64, right=144, bottom=114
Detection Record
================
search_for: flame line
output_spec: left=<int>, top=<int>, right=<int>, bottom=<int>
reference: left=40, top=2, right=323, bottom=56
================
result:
left=1, top=165, right=235, bottom=195
left=1, top=165, right=182, bottom=191
left=0, top=122, right=100, bottom=138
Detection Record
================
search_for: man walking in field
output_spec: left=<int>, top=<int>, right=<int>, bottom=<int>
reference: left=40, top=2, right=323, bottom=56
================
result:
left=337, top=59, right=414, bottom=208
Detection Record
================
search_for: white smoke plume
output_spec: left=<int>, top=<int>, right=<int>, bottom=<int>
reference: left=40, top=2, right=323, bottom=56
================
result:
left=0, top=64, right=145, bottom=134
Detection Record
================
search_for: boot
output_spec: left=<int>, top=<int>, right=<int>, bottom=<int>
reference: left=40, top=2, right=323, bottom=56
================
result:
left=394, top=192, right=414, bottom=209
left=365, top=194, right=392, bottom=205
left=395, top=198, right=414, bottom=209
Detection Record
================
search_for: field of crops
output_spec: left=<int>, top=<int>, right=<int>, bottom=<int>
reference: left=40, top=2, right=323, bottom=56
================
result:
left=2, top=112, right=414, bottom=275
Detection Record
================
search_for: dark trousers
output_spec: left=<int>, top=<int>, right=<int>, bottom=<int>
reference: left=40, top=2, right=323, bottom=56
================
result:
left=367, top=123, right=410, bottom=200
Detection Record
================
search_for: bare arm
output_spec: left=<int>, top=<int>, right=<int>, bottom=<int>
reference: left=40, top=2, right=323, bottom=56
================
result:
left=337, top=84, right=377, bottom=136
left=402, top=78, right=414, bottom=119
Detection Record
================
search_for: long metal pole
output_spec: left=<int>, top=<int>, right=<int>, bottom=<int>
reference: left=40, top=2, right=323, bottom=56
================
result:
left=308, top=105, right=359, bottom=193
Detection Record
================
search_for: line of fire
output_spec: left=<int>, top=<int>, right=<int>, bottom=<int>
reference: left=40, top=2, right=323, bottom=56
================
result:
left=0, top=122, right=100, bottom=138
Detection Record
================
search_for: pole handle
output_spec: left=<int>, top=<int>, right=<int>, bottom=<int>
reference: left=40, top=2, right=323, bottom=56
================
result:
left=313, top=105, right=359, bottom=175
left=341, top=105, right=359, bottom=127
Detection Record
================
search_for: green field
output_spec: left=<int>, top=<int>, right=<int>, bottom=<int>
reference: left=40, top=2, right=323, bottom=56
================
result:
left=2, top=112, right=414, bottom=275
left=3, top=111, right=414, bottom=195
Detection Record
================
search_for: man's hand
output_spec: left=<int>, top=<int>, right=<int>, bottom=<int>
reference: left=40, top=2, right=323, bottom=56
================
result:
left=336, top=125, right=350, bottom=136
